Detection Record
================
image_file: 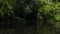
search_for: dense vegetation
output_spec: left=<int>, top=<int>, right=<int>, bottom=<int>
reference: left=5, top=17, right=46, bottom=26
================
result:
left=0, top=0, right=60, bottom=34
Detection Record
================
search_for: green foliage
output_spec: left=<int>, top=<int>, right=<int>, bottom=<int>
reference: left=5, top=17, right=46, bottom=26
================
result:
left=38, top=0, right=60, bottom=34
left=55, top=22, right=60, bottom=28
left=0, top=0, right=60, bottom=34
left=55, top=14, right=60, bottom=20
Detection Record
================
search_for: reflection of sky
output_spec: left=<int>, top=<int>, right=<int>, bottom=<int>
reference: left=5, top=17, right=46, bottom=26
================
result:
left=26, top=6, right=29, bottom=9
left=25, top=5, right=32, bottom=13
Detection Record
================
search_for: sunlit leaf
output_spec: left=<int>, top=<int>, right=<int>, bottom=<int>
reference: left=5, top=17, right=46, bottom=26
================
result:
left=55, top=14, right=60, bottom=20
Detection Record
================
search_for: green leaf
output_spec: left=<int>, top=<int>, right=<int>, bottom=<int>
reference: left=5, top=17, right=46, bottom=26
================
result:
left=55, top=14, right=60, bottom=20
